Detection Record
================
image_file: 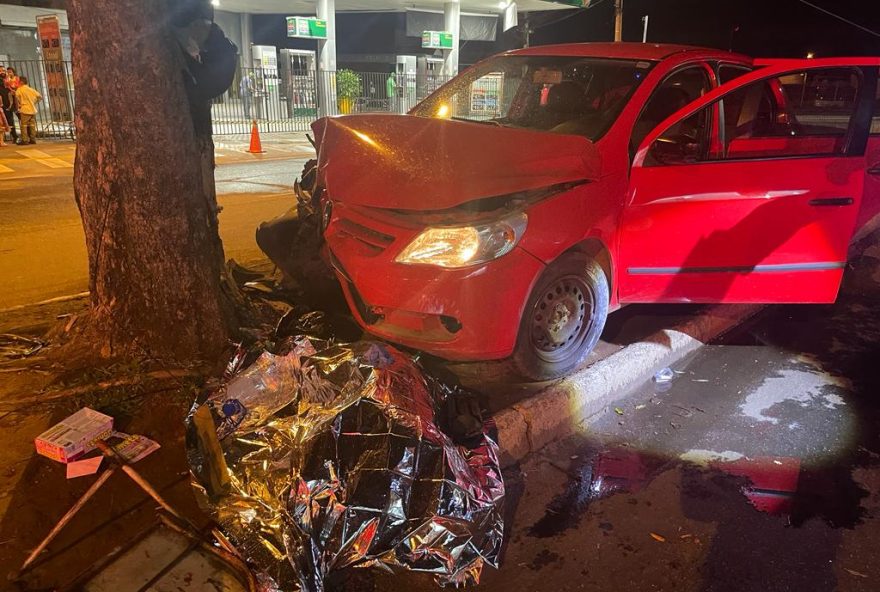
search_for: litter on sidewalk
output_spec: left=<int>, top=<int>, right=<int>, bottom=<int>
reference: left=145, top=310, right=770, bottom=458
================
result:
left=34, top=407, right=113, bottom=462
left=186, top=335, right=506, bottom=591
left=22, top=413, right=254, bottom=590
left=654, top=367, right=676, bottom=384
left=65, top=455, right=103, bottom=479
left=0, top=333, right=45, bottom=359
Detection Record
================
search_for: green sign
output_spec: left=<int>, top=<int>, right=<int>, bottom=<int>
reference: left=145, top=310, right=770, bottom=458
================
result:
left=286, top=16, right=328, bottom=39
left=421, top=31, right=454, bottom=50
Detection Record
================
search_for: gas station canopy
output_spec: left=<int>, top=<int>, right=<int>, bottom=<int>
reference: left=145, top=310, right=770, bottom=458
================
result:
left=215, top=0, right=576, bottom=14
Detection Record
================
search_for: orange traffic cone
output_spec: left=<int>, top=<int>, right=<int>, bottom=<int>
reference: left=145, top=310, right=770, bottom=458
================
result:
left=247, top=119, right=265, bottom=154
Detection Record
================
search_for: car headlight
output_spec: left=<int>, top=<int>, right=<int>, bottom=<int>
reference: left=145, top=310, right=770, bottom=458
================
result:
left=395, top=213, right=528, bottom=268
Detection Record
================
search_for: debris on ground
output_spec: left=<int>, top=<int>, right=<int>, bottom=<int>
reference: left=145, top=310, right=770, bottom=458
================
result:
left=34, top=408, right=161, bottom=477
left=255, top=159, right=337, bottom=301
left=22, top=412, right=215, bottom=585
left=653, top=367, right=675, bottom=383
left=66, top=456, right=103, bottom=479
left=0, top=333, right=45, bottom=360
left=34, top=407, right=114, bottom=462
left=844, top=568, right=869, bottom=578
left=186, top=332, right=505, bottom=591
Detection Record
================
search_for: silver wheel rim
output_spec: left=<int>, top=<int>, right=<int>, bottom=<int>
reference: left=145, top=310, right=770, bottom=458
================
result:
left=529, top=275, right=596, bottom=364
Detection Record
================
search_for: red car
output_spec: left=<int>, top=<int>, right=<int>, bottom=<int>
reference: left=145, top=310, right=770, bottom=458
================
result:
left=312, top=43, right=880, bottom=380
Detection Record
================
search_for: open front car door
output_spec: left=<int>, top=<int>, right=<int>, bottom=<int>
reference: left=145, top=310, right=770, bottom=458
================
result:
left=619, top=58, right=880, bottom=304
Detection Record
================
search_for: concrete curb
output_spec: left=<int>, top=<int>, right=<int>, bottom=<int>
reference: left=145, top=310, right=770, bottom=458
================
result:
left=495, top=304, right=765, bottom=468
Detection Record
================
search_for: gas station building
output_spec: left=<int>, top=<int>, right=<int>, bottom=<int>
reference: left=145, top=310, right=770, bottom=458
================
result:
left=203, top=0, right=580, bottom=126
left=0, top=0, right=582, bottom=132
left=215, top=0, right=576, bottom=76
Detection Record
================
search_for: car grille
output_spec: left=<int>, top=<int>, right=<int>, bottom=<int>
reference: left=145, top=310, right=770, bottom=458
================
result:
left=337, top=218, right=395, bottom=252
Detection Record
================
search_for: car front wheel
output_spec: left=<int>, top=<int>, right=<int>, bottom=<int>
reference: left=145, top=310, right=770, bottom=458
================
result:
left=512, top=252, right=609, bottom=381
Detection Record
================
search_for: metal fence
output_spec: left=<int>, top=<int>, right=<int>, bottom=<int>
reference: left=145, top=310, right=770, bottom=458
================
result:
left=2, top=60, right=454, bottom=138
left=2, top=59, right=76, bottom=139
left=211, top=68, right=454, bottom=135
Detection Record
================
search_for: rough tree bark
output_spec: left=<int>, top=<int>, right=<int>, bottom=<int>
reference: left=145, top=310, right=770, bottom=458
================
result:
left=67, top=0, right=236, bottom=362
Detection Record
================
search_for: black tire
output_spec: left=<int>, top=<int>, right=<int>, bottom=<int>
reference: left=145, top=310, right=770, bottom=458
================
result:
left=512, top=252, right=610, bottom=381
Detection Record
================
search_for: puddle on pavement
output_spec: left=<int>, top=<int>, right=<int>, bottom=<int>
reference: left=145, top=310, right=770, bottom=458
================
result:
left=529, top=445, right=870, bottom=538
left=529, top=447, right=670, bottom=538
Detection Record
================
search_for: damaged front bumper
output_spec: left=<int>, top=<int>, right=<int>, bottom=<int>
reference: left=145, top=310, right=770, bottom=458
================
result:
left=324, top=202, right=544, bottom=361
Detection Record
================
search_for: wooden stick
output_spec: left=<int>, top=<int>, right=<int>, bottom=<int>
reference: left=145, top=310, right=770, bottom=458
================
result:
left=94, top=440, right=183, bottom=520
left=20, top=466, right=117, bottom=572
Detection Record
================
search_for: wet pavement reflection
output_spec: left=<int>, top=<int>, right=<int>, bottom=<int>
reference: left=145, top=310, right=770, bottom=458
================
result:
left=518, top=286, right=880, bottom=590
left=369, top=270, right=880, bottom=591
left=298, top=254, right=880, bottom=592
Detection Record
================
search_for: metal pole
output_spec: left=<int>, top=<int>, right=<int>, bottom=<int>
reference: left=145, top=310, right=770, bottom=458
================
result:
left=642, top=15, right=649, bottom=43
left=316, top=0, right=337, bottom=117
left=614, top=0, right=623, bottom=42
left=443, top=1, right=461, bottom=77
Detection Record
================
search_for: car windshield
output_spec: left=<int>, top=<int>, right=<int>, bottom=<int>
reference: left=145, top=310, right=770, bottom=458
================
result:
left=412, top=55, right=654, bottom=140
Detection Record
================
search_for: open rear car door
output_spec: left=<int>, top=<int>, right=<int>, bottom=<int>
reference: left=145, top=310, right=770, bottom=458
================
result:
left=618, top=58, right=880, bottom=304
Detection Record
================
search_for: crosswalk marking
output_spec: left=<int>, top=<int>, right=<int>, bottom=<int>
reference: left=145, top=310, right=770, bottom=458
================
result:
left=18, top=149, right=53, bottom=159
left=35, top=158, right=73, bottom=169
left=0, top=150, right=75, bottom=174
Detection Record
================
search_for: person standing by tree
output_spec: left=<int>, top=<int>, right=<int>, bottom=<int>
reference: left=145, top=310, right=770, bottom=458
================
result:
left=0, top=72, right=16, bottom=144
left=15, top=76, right=41, bottom=145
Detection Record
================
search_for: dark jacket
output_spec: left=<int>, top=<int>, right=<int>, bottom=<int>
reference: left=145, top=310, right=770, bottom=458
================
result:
left=182, top=23, right=237, bottom=136
left=0, top=83, right=14, bottom=112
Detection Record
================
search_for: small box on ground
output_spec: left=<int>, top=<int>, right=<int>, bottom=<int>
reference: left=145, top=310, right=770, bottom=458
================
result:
left=35, top=407, right=114, bottom=463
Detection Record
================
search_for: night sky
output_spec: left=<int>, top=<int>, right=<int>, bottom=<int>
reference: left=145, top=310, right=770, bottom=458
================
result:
left=525, top=0, right=880, bottom=57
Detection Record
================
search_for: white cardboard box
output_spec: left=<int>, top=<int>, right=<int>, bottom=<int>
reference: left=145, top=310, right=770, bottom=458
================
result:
left=34, top=407, right=114, bottom=463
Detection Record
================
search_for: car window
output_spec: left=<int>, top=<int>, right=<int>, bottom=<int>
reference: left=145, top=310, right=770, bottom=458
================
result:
left=631, top=65, right=712, bottom=152
left=645, top=66, right=864, bottom=165
left=414, top=56, right=653, bottom=141
left=719, top=64, right=751, bottom=85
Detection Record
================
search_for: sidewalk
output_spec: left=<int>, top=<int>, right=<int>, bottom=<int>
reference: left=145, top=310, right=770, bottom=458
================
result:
left=0, top=133, right=316, bottom=176
left=0, top=298, right=761, bottom=589
left=213, top=132, right=315, bottom=165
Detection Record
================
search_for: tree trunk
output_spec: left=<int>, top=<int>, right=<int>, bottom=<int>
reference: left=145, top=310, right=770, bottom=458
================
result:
left=67, top=0, right=235, bottom=362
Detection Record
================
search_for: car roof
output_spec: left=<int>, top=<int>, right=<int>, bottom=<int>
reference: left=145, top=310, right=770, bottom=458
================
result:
left=506, top=42, right=749, bottom=62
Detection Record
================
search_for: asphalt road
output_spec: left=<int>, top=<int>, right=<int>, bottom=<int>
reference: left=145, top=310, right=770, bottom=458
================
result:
left=362, top=275, right=880, bottom=592
left=0, top=141, right=308, bottom=309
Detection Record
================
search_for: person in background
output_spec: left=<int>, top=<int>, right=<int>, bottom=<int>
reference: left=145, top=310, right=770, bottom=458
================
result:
left=0, top=103, right=9, bottom=146
left=5, top=67, right=21, bottom=91
left=239, top=72, right=254, bottom=119
left=386, top=72, right=397, bottom=113
left=0, top=72, right=17, bottom=144
left=15, top=76, right=41, bottom=145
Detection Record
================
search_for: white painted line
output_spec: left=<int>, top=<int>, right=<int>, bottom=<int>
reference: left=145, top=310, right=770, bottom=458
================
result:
left=17, top=149, right=52, bottom=159
left=0, top=291, right=90, bottom=314
left=35, top=158, right=73, bottom=169
left=0, top=164, right=13, bottom=174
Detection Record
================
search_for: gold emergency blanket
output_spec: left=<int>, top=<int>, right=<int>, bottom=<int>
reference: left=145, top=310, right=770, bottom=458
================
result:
left=186, top=337, right=504, bottom=591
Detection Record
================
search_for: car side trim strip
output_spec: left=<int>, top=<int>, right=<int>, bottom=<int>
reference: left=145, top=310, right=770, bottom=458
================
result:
left=627, top=261, right=846, bottom=275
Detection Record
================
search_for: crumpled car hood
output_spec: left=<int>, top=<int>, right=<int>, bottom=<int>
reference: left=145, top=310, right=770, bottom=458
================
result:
left=311, top=114, right=600, bottom=211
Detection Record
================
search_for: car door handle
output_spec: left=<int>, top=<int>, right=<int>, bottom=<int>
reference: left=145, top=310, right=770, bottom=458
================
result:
left=809, top=197, right=854, bottom=207
left=869, top=167, right=880, bottom=176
